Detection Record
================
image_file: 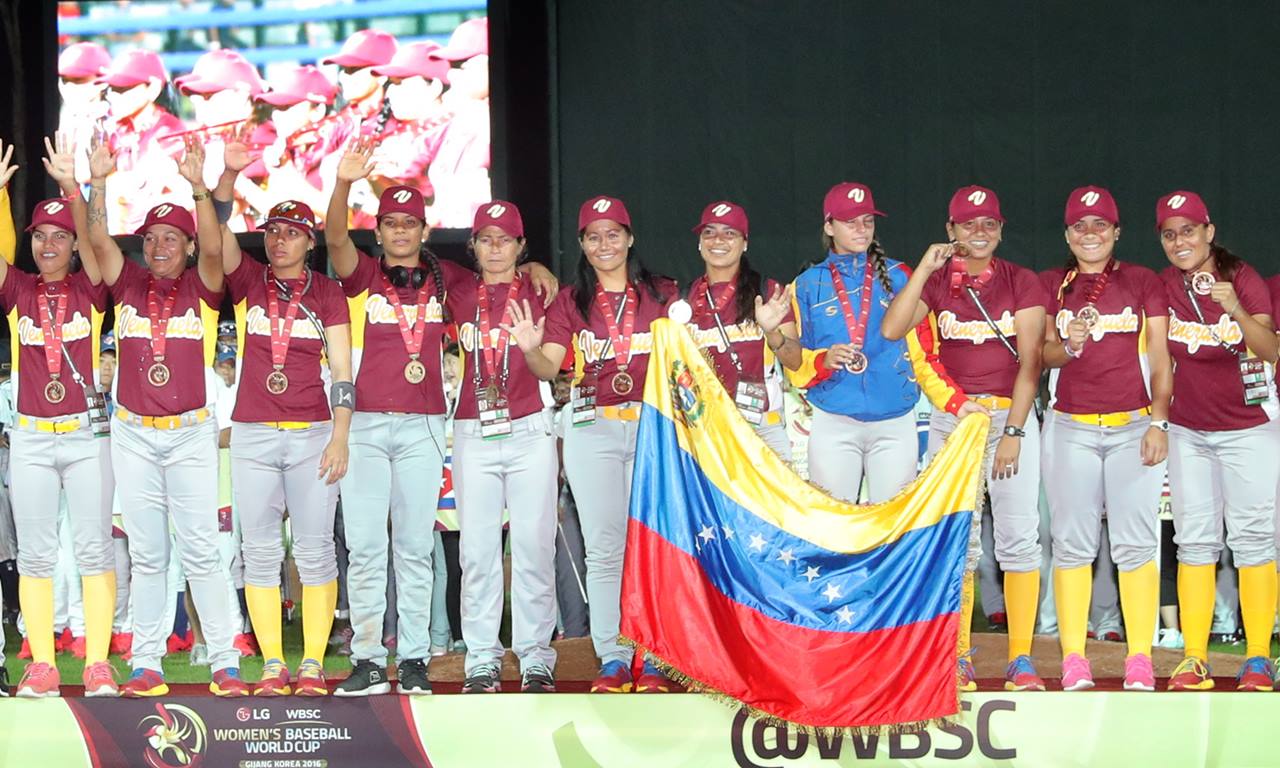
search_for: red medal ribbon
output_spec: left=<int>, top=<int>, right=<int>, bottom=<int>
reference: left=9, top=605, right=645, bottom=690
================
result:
left=1058, top=259, right=1115, bottom=303
left=265, top=273, right=306, bottom=370
left=146, top=274, right=182, bottom=363
left=476, top=274, right=521, bottom=384
left=950, top=256, right=996, bottom=298
left=828, top=260, right=876, bottom=349
left=36, top=286, right=69, bottom=381
left=690, top=276, right=737, bottom=321
left=594, top=281, right=638, bottom=371
left=381, top=272, right=432, bottom=361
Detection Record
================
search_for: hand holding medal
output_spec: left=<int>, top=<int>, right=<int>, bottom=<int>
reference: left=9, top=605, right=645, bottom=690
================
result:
left=827, top=261, right=875, bottom=375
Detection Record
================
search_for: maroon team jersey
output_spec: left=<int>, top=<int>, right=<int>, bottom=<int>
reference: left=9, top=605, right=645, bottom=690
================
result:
left=1162, top=262, right=1274, bottom=432
left=689, top=277, right=793, bottom=410
left=449, top=273, right=547, bottom=421
left=544, top=278, right=677, bottom=407
left=225, top=257, right=349, bottom=423
left=341, top=250, right=473, bottom=415
left=1268, top=275, right=1280, bottom=327
left=1, top=269, right=108, bottom=418
left=921, top=257, right=1050, bottom=399
left=112, top=259, right=222, bottom=416
left=1041, top=262, right=1166, bottom=415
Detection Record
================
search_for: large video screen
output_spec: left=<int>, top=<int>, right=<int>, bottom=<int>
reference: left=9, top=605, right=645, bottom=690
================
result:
left=56, top=0, right=490, bottom=234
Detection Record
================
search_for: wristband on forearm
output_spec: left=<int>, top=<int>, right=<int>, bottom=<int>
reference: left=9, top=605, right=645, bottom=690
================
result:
left=330, top=381, right=355, bottom=410
left=212, top=197, right=234, bottom=224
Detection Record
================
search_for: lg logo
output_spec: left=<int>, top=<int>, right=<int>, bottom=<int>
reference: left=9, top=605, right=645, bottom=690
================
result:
left=592, top=199, right=612, bottom=213
left=393, top=189, right=413, bottom=204
left=154, top=204, right=173, bottom=217
left=967, top=190, right=987, bottom=206
left=712, top=204, right=733, bottom=217
left=487, top=203, right=507, bottom=217
left=43, top=201, right=65, bottom=215
left=1081, top=191, right=1100, bottom=207
left=1167, top=194, right=1187, bottom=209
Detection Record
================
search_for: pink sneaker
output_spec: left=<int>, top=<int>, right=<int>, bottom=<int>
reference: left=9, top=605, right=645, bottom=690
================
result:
left=1123, top=653, right=1156, bottom=691
left=1060, top=653, right=1094, bottom=691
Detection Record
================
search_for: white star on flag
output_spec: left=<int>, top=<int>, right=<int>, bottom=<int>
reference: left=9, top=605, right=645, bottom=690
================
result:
left=777, top=549, right=796, bottom=566
left=822, top=582, right=843, bottom=603
left=803, top=566, right=820, bottom=583
left=722, top=525, right=735, bottom=540
left=748, top=533, right=767, bottom=552
left=698, top=525, right=717, bottom=544
left=835, top=605, right=854, bottom=624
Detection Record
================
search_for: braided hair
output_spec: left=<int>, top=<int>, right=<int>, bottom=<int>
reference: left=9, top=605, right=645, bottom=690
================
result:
left=571, top=227, right=668, bottom=321
left=419, top=243, right=450, bottom=323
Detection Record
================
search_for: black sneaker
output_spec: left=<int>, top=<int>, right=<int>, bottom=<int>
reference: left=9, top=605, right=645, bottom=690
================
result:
left=334, top=659, right=391, bottom=697
left=0, top=666, right=9, bottom=697
left=521, top=664, right=556, bottom=693
left=462, top=664, right=501, bottom=693
left=397, top=658, right=432, bottom=695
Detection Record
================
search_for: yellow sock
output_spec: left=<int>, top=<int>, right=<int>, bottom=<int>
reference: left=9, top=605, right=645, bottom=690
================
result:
left=302, top=580, right=338, bottom=663
left=245, top=585, right=285, bottom=662
left=1118, top=562, right=1158, bottom=658
left=1177, top=563, right=1215, bottom=661
left=1054, top=565, right=1091, bottom=658
left=958, top=571, right=975, bottom=657
left=19, top=576, right=55, bottom=665
left=80, top=571, right=116, bottom=664
left=1004, top=569, right=1040, bottom=661
left=1239, top=562, right=1277, bottom=659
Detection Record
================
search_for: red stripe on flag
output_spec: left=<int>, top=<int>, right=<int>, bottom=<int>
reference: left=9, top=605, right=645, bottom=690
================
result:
left=622, top=519, right=959, bottom=728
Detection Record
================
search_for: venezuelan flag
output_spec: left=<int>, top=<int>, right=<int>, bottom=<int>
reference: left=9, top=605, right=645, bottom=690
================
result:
left=621, top=319, right=989, bottom=730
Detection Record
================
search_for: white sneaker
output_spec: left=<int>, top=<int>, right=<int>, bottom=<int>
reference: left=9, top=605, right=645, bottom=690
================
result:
left=1157, top=628, right=1185, bottom=650
left=189, top=643, right=209, bottom=666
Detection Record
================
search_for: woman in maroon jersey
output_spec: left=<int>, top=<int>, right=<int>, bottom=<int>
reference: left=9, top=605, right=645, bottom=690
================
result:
left=1038, top=186, right=1171, bottom=693
left=1154, top=190, right=1279, bottom=692
left=83, top=134, right=249, bottom=697
left=508, top=195, right=675, bottom=693
left=883, top=185, right=1049, bottom=692
left=207, top=152, right=354, bottom=696
left=449, top=201, right=559, bottom=694
left=685, top=200, right=799, bottom=457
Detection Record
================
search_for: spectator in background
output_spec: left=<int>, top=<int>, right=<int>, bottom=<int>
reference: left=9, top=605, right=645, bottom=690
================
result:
left=426, top=19, right=490, bottom=228
left=57, top=42, right=112, bottom=184
left=368, top=42, right=452, bottom=214
left=249, top=65, right=340, bottom=220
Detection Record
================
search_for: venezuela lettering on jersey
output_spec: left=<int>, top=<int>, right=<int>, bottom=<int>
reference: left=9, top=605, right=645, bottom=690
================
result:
left=935, top=310, right=1014, bottom=344
left=1167, top=310, right=1244, bottom=354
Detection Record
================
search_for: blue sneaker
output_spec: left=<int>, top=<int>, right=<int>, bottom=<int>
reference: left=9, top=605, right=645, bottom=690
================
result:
left=590, top=660, right=632, bottom=693
left=957, top=650, right=977, bottom=692
left=636, top=660, right=675, bottom=693
left=1236, top=656, right=1274, bottom=691
left=1004, top=654, right=1045, bottom=691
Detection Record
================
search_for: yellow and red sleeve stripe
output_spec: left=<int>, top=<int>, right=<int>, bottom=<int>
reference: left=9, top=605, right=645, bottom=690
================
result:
left=907, top=312, right=968, bottom=415
left=784, top=282, right=835, bottom=389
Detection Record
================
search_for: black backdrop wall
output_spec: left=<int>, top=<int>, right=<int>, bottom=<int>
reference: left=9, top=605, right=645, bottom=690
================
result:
left=549, top=0, right=1280, bottom=285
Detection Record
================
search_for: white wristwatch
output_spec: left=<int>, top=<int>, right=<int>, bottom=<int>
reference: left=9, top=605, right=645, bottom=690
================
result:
left=1150, top=420, right=1170, bottom=432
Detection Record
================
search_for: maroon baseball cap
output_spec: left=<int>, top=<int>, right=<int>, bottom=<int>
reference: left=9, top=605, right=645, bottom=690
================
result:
left=578, top=196, right=631, bottom=231
left=254, top=65, right=337, bottom=107
left=1064, top=185, right=1119, bottom=227
left=823, top=182, right=885, bottom=221
left=26, top=199, right=76, bottom=233
left=472, top=201, right=524, bottom=238
left=692, top=200, right=749, bottom=237
left=429, top=18, right=488, bottom=62
left=135, top=203, right=196, bottom=240
left=264, top=201, right=317, bottom=233
left=948, top=185, right=1004, bottom=223
left=175, top=50, right=265, bottom=96
left=59, top=42, right=111, bottom=80
left=377, top=186, right=426, bottom=222
left=372, top=41, right=451, bottom=83
left=1155, top=190, right=1211, bottom=229
left=323, top=29, right=398, bottom=68
left=96, top=49, right=168, bottom=88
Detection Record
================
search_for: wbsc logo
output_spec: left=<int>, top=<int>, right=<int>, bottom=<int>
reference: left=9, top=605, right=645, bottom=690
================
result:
left=729, top=700, right=1017, bottom=767
left=139, top=702, right=208, bottom=768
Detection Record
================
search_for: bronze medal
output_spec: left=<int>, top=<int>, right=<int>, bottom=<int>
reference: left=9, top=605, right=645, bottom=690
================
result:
left=147, top=361, right=171, bottom=387
left=845, top=350, right=869, bottom=374
left=1191, top=271, right=1216, bottom=296
left=483, top=383, right=500, bottom=403
left=404, top=358, right=426, bottom=384
left=612, top=371, right=635, bottom=396
left=266, top=369, right=290, bottom=395
left=1076, top=304, right=1100, bottom=329
left=44, top=378, right=66, bottom=404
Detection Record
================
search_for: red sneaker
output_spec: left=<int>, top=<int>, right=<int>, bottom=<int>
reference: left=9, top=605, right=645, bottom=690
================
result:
left=635, top=661, right=679, bottom=693
left=16, top=638, right=32, bottom=660
left=255, top=659, right=291, bottom=697
left=70, top=636, right=86, bottom=659
left=590, top=660, right=633, bottom=693
left=211, top=668, right=251, bottom=697
left=121, top=668, right=169, bottom=698
left=83, top=661, right=118, bottom=697
left=233, top=633, right=259, bottom=657
left=294, top=659, right=328, bottom=697
left=166, top=631, right=194, bottom=654
left=1168, top=657, right=1214, bottom=691
left=55, top=628, right=73, bottom=653
left=16, top=662, right=60, bottom=698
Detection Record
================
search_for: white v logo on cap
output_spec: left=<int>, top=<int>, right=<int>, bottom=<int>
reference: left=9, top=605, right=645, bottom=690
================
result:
left=486, top=203, right=507, bottom=217
left=967, top=190, right=987, bottom=206
left=1081, top=191, right=1100, bottom=206
left=592, top=199, right=612, bottom=213
left=393, top=189, right=412, bottom=204
left=154, top=204, right=173, bottom=217
left=1168, top=195, right=1187, bottom=209
left=712, top=204, right=732, bottom=217
left=43, top=201, right=65, bottom=214
left=848, top=188, right=865, bottom=203
left=277, top=202, right=296, bottom=211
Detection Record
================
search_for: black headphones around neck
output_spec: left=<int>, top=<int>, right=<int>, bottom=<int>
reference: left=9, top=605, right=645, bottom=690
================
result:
left=382, top=263, right=428, bottom=289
